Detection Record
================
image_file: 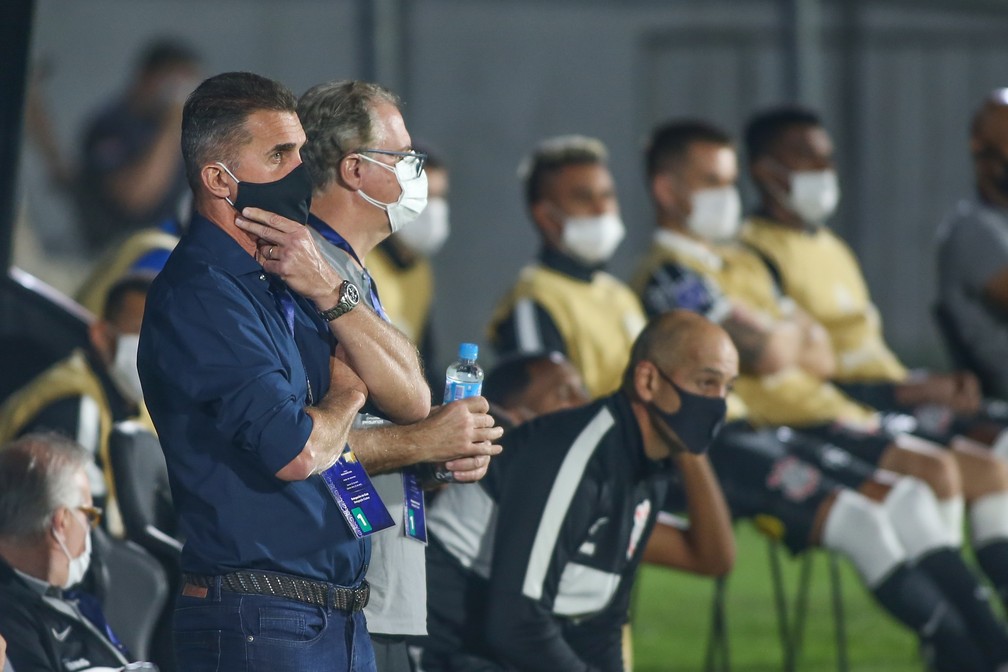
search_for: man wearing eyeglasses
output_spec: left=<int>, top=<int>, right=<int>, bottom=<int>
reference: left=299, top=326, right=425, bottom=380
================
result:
left=296, top=80, right=504, bottom=672
left=0, top=432, right=152, bottom=671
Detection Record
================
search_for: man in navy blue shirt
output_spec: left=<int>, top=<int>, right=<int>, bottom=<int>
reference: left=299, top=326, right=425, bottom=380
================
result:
left=138, top=71, right=430, bottom=672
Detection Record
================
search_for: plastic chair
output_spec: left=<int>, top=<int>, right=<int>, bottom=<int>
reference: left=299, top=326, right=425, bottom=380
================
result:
left=107, top=421, right=182, bottom=672
left=704, top=539, right=848, bottom=672
left=89, top=527, right=169, bottom=661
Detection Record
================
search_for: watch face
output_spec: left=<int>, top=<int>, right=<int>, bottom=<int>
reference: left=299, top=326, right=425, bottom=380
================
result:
left=345, top=282, right=360, bottom=305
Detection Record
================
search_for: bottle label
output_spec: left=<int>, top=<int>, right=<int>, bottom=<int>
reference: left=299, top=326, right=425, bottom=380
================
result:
left=443, top=380, right=482, bottom=403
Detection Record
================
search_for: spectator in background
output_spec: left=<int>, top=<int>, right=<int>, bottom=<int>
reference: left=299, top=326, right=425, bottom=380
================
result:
left=632, top=119, right=1008, bottom=671
left=77, top=38, right=200, bottom=254
left=936, top=89, right=1008, bottom=399
left=297, top=79, right=503, bottom=672
left=368, top=141, right=450, bottom=386
left=0, top=433, right=150, bottom=671
left=487, top=135, right=646, bottom=398
left=423, top=311, right=736, bottom=672
left=740, top=106, right=1008, bottom=611
left=0, top=274, right=154, bottom=537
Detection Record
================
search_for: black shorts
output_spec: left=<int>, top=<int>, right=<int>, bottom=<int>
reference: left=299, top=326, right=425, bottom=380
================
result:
left=664, top=423, right=874, bottom=554
left=798, top=423, right=893, bottom=466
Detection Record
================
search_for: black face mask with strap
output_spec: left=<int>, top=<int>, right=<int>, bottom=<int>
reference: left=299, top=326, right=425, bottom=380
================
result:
left=648, top=367, right=727, bottom=455
left=219, top=161, right=313, bottom=225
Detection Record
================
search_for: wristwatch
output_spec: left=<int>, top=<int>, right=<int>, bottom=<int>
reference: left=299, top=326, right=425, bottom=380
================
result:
left=319, top=280, right=360, bottom=321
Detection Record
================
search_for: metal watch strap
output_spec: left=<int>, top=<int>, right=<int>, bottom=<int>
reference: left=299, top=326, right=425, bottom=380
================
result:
left=319, top=280, right=359, bottom=321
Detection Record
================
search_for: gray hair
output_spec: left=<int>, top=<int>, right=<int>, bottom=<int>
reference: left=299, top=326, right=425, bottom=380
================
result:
left=518, top=135, right=609, bottom=207
left=298, top=80, right=402, bottom=192
left=0, top=433, right=90, bottom=540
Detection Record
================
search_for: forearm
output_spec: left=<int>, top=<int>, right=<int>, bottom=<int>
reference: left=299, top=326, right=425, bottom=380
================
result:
left=674, top=453, right=735, bottom=576
left=105, top=110, right=183, bottom=216
left=349, top=425, right=424, bottom=476
left=326, top=307, right=430, bottom=423
left=276, top=387, right=366, bottom=481
left=795, top=314, right=836, bottom=379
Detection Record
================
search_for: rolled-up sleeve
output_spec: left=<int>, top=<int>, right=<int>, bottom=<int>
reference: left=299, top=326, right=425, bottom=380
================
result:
left=141, top=272, right=313, bottom=475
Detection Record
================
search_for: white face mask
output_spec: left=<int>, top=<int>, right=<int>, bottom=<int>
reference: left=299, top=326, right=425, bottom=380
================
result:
left=109, top=333, right=144, bottom=405
left=54, top=512, right=92, bottom=589
left=357, top=154, right=429, bottom=233
left=788, top=169, right=840, bottom=225
left=687, top=186, right=741, bottom=241
left=395, top=196, right=450, bottom=256
left=562, top=212, right=626, bottom=265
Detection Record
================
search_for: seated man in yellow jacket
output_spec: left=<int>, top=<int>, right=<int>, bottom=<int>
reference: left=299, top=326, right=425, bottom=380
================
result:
left=632, top=117, right=1008, bottom=618
left=0, top=274, right=154, bottom=536
left=487, top=135, right=646, bottom=398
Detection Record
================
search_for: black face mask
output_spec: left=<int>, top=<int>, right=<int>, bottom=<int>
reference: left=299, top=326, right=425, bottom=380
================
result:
left=649, top=367, right=727, bottom=455
left=218, top=161, right=313, bottom=225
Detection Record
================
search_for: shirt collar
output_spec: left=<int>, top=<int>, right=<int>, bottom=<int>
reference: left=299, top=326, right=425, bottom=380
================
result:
left=653, top=229, right=723, bottom=271
left=13, top=566, right=56, bottom=597
left=611, top=391, right=669, bottom=476
left=538, top=247, right=598, bottom=282
left=188, top=212, right=264, bottom=277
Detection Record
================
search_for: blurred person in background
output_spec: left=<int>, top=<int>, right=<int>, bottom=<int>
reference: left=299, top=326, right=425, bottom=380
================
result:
left=487, top=135, right=646, bottom=399
left=77, top=38, right=200, bottom=255
left=936, top=89, right=1008, bottom=399
left=633, top=118, right=1008, bottom=671
left=0, top=433, right=153, bottom=671
left=0, top=274, right=154, bottom=538
left=740, top=107, right=1008, bottom=609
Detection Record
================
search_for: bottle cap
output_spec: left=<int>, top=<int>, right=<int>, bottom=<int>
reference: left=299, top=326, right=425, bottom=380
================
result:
left=459, top=342, right=479, bottom=360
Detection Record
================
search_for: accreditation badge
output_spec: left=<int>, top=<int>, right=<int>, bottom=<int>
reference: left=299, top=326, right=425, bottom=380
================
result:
left=320, top=445, right=395, bottom=538
left=402, top=469, right=428, bottom=544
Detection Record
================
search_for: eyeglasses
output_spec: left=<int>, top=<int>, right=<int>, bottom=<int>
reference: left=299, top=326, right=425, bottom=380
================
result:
left=77, top=505, right=103, bottom=529
left=356, top=148, right=427, bottom=178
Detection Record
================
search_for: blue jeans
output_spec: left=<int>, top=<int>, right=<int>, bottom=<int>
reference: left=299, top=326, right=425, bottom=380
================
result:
left=173, top=579, right=376, bottom=672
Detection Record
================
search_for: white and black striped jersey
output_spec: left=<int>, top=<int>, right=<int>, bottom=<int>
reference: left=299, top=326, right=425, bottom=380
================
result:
left=426, top=392, right=671, bottom=671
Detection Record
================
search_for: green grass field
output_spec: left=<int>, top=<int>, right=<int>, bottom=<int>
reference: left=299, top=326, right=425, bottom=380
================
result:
left=632, top=524, right=923, bottom=672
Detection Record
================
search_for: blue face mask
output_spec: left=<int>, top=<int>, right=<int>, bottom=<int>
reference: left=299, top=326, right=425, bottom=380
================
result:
left=648, top=366, right=727, bottom=455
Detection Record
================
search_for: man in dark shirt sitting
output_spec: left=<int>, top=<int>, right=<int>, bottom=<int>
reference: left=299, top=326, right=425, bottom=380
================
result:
left=138, top=71, right=430, bottom=672
left=0, top=433, right=146, bottom=671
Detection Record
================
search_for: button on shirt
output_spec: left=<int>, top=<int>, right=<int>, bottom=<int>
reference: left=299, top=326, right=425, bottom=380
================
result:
left=138, top=213, right=368, bottom=584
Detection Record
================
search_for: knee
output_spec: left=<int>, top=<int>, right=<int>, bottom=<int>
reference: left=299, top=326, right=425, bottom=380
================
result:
left=822, top=490, right=905, bottom=586
left=885, top=442, right=961, bottom=499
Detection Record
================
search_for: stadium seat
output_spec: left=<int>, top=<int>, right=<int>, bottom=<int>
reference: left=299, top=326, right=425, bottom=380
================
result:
left=704, top=539, right=848, bottom=672
left=88, top=527, right=169, bottom=661
left=108, top=421, right=181, bottom=672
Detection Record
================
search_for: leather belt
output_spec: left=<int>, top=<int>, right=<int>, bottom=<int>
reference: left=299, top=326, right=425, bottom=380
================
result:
left=182, top=570, right=369, bottom=611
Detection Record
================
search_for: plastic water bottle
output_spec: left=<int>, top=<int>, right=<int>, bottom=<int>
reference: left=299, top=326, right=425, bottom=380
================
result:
left=443, top=342, right=484, bottom=403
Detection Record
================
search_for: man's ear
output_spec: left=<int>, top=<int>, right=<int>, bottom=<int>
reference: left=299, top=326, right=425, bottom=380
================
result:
left=750, top=156, right=784, bottom=193
left=339, top=153, right=365, bottom=190
left=632, top=361, right=659, bottom=404
left=652, top=174, right=686, bottom=218
left=88, top=320, right=115, bottom=365
left=531, top=200, right=564, bottom=248
left=202, top=162, right=233, bottom=200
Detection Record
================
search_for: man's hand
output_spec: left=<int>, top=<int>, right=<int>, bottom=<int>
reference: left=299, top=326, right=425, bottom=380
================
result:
left=235, top=207, right=342, bottom=307
left=896, top=371, right=983, bottom=416
left=351, top=396, right=504, bottom=479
